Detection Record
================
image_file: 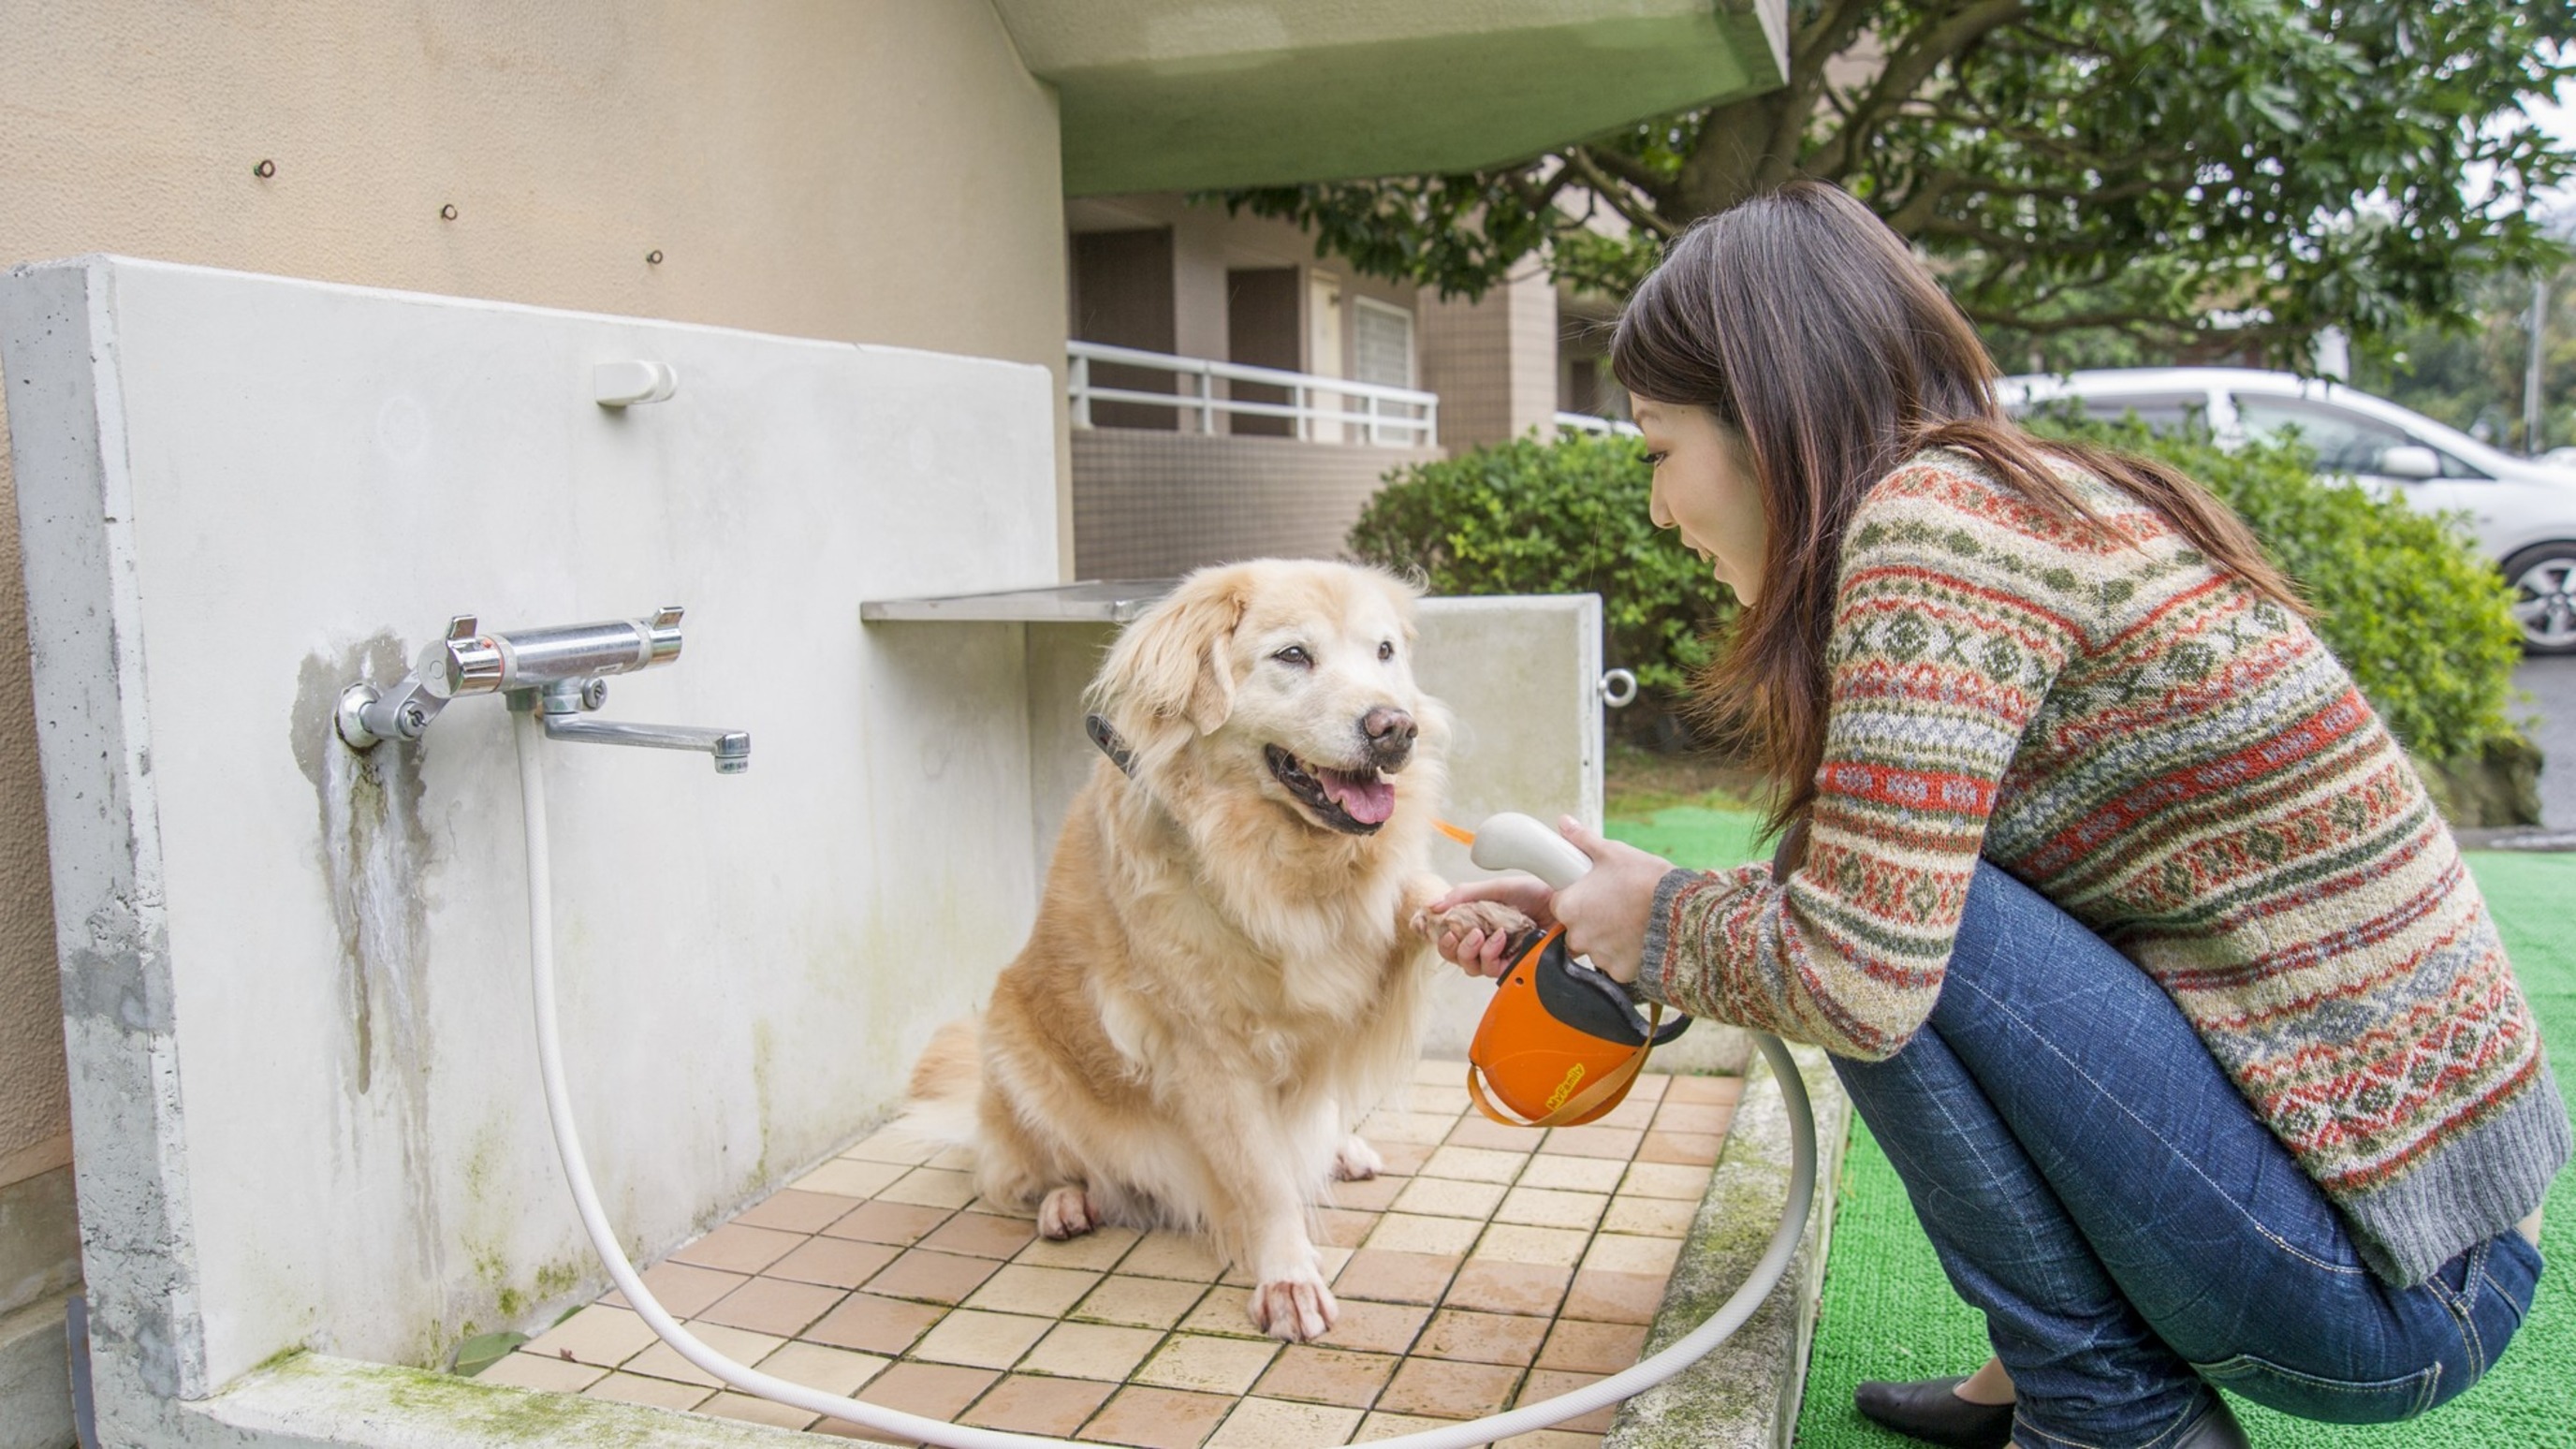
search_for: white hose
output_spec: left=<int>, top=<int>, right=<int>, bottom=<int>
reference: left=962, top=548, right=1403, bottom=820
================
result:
left=516, top=710, right=1818, bottom=1446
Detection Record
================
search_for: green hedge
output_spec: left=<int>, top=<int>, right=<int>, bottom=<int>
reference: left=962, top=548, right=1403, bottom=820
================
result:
left=1349, top=431, right=1734, bottom=695
left=1356, top=424, right=2520, bottom=764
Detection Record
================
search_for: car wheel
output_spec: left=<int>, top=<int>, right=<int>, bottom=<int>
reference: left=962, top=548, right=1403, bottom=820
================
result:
left=2503, top=542, right=2576, bottom=655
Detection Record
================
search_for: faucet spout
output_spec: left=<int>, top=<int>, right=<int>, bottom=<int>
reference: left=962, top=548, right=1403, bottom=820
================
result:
left=542, top=714, right=751, bottom=773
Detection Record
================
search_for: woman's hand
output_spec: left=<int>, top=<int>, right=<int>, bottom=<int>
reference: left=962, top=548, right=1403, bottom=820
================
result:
left=1427, top=816, right=1678, bottom=985
left=1545, top=816, right=1674, bottom=984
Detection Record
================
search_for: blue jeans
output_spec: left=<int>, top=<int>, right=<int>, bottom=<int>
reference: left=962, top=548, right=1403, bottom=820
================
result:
left=1833, top=863, right=2544, bottom=1449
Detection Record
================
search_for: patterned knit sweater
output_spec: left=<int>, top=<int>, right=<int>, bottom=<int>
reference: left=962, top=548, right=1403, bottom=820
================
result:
left=1636, top=448, right=2569, bottom=1286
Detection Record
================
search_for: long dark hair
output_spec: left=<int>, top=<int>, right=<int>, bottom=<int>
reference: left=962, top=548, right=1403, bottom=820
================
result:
left=1610, top=180, right=2302, bottom=832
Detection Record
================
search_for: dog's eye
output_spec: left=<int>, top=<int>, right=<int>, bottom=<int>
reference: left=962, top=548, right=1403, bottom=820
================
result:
left=1378, top=641, right=1395, bottom=662
left=1272, top=646, right=1312, bottom=668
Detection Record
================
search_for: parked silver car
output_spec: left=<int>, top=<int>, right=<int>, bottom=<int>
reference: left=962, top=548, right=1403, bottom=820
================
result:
left=1999, top=368, right=2576, bottom=653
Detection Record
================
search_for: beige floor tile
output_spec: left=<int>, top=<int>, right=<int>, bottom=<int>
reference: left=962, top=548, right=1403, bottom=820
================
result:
left=624, top=1324, right=786, bottom=1388
left=1252, top=1345, right=1398, bottom=1408
left=858, top=1360, right=1000, bottom=1420
left=1559, top=1270, right=1666, bottom=1325
left=1599, top=1196, right=1695, bottom=1238
left=1179, top=1286, right=1267, bottom=1339
left=1331, top=1251, right=1456, bottom=1308
left=1494, top=1188, right=1609, bottom=1231
left=1389, top=1178, right=1506, bottom=1221
left=670, top=1222, right=806, bottom=1275
left=1071, top=1274, right=1208, bottom=1329
left=1661, top=1075, right=1742, bottom=1105
left=867, top=1249, right=1003, bottom=1304
left=1539, top=1319, right=1649, bottom=1374
left=1317, top=1208, right=1380, bottom=1249
left=802, top=1292, right=948, bottom=1355
left=1326, top=1174, right=1406, bottom=1213
left=1218, top=1247, right=1349, bottom=1292
left=1362, top=1213, right=1483, bottom=1257
left=822, top=1199, right=954, bottom=1247
left=966, top=1263, right=1104, bottom=1318
left=1586, top=1095, right=1659, bottom=1131
left=929, top=1145, right=977, bottom=1171
left=478, top=1351, right=607, bottom=1393
left=1017, top=1224, right=1143, bottom=1271
left=1377, top=1356, right=1519, bottom=1418
left=1374, top=1141, right=1434, bottom=1176
left=1536, top=1126, right=1641, bottom=1161
left=1312, top=1299, right=1430, bottom=1355
left=1622, top=1073, right=1671, bottom=1102
left=878, top=1166, right=979, bottom=1209
left=1398, top=1083, right=1472, bottom=1118
left=1618, top=1163, right=1714, bottom=1200
left=1354, top=1411, right=1454, bottom=1441
left=737, top=1188, right=868, bottom=1235
left=1649, top=1102, right=1734, bottom=1134
left=603, top=1260, right=746, bottom=1318
left=1636, top=1131, right=1722, bottom=1166
left=1123, top=1233, right=1228, bottom=1281
left=1412, top=1308, right=1549, bottom=1367
left=697, top=1275, right=845, bottom=1337
left=796, top=1158, right=909, bottom=1200
left=1135, top=1334, right=1282, bottom=1396
left=1080, top=1385, right=1237, bottom=1449
left=969, top=1195, right=1041, bottom=1222
left=1515, top=1157, right=1625, bottom=1193
left=754, top=1339, right=889, bottom=1395
left=1420, top=1145, right=1525, bottom=1184
left=1411, top=1057, right=1466, bottom=1084
left=912, top=1308, right=1055, bottom=1370
left=1357, top=1110, right=1456, bottom=1146
left=579, top=1370, right=710, bottom=1410
left=1516, top=1370, right=1617, bottom=1431
left=1021, top=1320, right=1165, bottom=1381
left=1580, top=1234, right=1682, bottom=1277
left=843, top=1128, right=941, bottom=1164
left=1497, top=1430, right=1603, bottom=1449
left=695, top=1389, right=818, bottom=1429
left=1441, top=1260, right=1572, bottom=1318
left=962, top=1373, right=1119, bottom=1435
left=521, top=1304, right=655, bottom=1368
left=1209, top=1397, right=1366, bottom=1448
left=768, top=1236, right=903, bottom=1290
left=925, top=1211, right=1041, bottom=1261
left=1444, top=1115, right=1542, bottom=1152
left=1471, top=1224, right=1590, bottom=1268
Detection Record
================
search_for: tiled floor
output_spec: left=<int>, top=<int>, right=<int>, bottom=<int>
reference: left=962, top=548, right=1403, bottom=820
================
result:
left=481, top=1059, right=1742, bottom=1448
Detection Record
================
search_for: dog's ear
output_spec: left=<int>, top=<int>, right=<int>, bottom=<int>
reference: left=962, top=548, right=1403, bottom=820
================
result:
left=1092, top=567, right=1251, bottom=737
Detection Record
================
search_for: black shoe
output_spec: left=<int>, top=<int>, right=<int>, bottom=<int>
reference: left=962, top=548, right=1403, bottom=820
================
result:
left=1852, top=1377, right=2015, bottom=1448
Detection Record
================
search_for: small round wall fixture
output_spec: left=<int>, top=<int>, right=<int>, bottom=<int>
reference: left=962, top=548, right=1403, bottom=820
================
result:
left=440, top=203, right=458, bottom=221
left=253, top=159, right=275, bottom=179
left=646, top=249, right=665, bottom=266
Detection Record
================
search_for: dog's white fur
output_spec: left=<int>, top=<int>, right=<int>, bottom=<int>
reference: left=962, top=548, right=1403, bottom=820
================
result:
left=902, top=559, right=1507, bottom=1340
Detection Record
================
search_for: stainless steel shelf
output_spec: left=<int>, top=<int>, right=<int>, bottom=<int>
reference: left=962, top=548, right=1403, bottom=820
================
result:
left=858, top=579, right=1177, bottom=623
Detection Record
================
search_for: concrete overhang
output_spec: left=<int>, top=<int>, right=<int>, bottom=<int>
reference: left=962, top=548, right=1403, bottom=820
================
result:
left=995, top=0, right=1791, bottom=196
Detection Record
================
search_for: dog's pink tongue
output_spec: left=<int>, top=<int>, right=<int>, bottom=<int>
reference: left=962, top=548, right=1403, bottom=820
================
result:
left=1323, top=770, right=1396, bottom=825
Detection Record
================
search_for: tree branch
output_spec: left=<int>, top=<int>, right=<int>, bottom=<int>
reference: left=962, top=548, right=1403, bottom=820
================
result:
left=1808, top=0, right=2031, bottom=181
left=1564, top=150, right=1679, bottom=238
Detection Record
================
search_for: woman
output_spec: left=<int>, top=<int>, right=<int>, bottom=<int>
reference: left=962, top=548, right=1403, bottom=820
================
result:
left=1430, top=182, right=2562, bottom=1449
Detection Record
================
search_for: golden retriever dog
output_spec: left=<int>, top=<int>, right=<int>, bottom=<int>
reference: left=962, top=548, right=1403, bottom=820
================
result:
left=902, top=559, right=1508, bottom=1341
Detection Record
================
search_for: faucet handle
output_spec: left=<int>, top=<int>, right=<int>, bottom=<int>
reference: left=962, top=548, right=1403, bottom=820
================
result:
left=419, top=618, right=506, bottom=699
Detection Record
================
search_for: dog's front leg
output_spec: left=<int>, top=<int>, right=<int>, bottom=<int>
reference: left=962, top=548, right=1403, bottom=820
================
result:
left=1178, top=1090, right=1339, bottom=1342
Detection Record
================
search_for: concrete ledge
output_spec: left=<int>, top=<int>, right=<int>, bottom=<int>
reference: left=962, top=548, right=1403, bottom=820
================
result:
left=0, top=1294, right=74, bottom=1449
left=190, top=1353, right=807, bottom=1447
left=1606, top=1042, right=1853, bottom=1449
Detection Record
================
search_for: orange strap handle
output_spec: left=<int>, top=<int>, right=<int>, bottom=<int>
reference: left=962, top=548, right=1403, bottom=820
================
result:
left=1463, top=1003, right=1665, bottom=1129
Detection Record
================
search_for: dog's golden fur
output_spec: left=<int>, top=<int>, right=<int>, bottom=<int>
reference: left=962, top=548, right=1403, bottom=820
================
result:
left=903, top=559, right=1501, bottom=1340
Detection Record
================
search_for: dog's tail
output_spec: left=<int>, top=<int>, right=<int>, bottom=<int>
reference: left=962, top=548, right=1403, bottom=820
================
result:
left=895, top=1017, right=983, bottom=1149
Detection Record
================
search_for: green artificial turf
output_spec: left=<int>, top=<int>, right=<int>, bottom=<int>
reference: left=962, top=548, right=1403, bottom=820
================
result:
left=1601, top=804, right=2576, bottom=1449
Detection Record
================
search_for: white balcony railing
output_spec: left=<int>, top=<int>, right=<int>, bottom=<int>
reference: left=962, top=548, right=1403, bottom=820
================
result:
left=1554, top=410, right=1641, bottom=437
left=1068, top=340, right=1438, bottom=448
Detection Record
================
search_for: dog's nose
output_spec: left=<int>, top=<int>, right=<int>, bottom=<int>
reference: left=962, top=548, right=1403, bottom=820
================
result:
left=1362, top=707, right=1417, bottom=765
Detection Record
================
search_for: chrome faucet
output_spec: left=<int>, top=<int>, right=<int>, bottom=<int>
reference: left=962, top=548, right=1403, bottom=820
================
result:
left=336, top=607, right=749, bottom=773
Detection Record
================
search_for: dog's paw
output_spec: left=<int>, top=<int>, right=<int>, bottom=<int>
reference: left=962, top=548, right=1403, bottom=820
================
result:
left=1037, top=1186, right=1099, bottom=1240
left=1411, top=900, right=1538, bottom=953
left=1247, top=1265, right=1339, bottom=1342
left=1333, top=1134, right=1383, bottom=1181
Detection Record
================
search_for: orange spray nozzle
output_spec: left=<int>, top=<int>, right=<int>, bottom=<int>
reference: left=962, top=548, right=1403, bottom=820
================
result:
left=1434, top=819, right=1477, bottom=846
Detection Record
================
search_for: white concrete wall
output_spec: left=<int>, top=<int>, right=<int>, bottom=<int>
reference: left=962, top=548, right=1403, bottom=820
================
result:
left=1, top=258, right=1060, bottom=1441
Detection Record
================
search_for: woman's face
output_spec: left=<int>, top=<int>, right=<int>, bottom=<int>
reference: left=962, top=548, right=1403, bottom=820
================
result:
left=1633, top=400, right=1768, bottom=605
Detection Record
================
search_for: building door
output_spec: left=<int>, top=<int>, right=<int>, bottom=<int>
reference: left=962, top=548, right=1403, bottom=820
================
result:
left=1071, top=227, right=1177, bottom=430
left=1308, top=272, right=1344, bottom=443
left=1226, top=268, right=1299, bottom=438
